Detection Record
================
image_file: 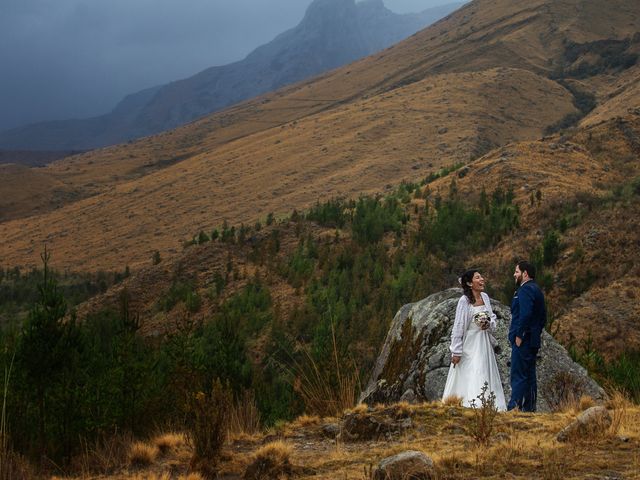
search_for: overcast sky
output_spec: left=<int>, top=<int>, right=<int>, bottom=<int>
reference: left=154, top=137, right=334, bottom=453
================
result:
left=0, top=0, right=461, bottom=132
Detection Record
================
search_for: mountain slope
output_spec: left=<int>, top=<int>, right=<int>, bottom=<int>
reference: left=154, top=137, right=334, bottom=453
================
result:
left=0, top=0, right=462, bottom=151
left=0, top=67, right=576, bottom=271
left=0, top=0, right=639, bottom=272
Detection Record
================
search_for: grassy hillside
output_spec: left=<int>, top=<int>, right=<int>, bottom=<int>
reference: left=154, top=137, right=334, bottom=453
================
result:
left=1, top=0, right=638, bottom=272
left=1, top=0, right=639, bottom=477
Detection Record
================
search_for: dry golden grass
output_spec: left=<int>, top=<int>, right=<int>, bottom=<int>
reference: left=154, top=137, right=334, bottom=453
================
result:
left=126, top=474, right=203, bottom=480
left=47, top=400, right=640, bottom=479
left=390, top=401, right=413, bottom=418
left=71, top=432, right=134, bottom=476
left=7, top=0, right=640, bottom=274
left=0, top=67, right=579, bottom=273
left=442, top=395, right=463, bottom=407
left=153, top=432, right=184, bottom=457
left=293, top=414, right=321, bottom=427
left=227, top=390, right=262, bottom=438
left=243, top=440, right=294, bottom=480
left=607, top=389, right=633, bottom=437
left=127, top=441, right=158, bottom=468
left=348, top=403, right=369, bottom=415
left=252, top=440, right=292, bottom=462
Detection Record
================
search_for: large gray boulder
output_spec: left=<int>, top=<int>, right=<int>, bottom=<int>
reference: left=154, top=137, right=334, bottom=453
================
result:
left=360, top=288, right=605, bottom=412
left=373, top=450, right=434, bottom=480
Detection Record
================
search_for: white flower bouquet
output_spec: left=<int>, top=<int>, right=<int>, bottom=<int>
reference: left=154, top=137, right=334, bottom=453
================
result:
left=473, top=311, right=491, bottom=330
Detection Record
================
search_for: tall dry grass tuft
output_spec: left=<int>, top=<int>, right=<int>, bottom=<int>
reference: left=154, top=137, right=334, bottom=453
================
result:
left=128, top=441, right=158, bottom=468
left=244, top=441, right=293, bottom=480
left=72, top=432, right=134, bottom=475
left=442, top=395, right=463, bottom=407
left=228, top=390, right=261, bottom=438
left=293, top=414, right=321, bottom=427
left=154, top=432, right=185, bottom=457
left=540, top=447, right=564, bottom=480
left=292, top=321, right=360, bottom=417
left=188, top=379, right=232, bottom=478
left=606, top=388, right=632, bottom=436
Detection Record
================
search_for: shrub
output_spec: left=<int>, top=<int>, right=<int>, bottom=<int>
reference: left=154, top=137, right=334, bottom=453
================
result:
left=468, top=382, right=498, bottom=445
left=197, top=231, right=210, bottom=244
left=306, top=198, right=349, bottom=228
left=188, top=380, right=232, bottom=476
left=542, top=230, right=561, bottom=266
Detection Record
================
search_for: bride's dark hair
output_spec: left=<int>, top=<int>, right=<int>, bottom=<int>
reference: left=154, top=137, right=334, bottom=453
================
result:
left=460, top=269, right=480, bottom=305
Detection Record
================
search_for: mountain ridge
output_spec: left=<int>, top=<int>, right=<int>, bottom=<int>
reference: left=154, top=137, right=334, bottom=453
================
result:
left=0, top=0, right=638, bottom=276
left=0, top=0, right=462, bottom=151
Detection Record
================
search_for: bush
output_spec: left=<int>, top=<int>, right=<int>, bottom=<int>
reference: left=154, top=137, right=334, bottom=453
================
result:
left=158, top=280, right=199, bottom=312
left=306, top=198, right=349, bottom=228
left=542, top=230, right=561, bottom=266
left=468, top=382, right=498, bottom=445
left=187, top=380, right=232, bottom=476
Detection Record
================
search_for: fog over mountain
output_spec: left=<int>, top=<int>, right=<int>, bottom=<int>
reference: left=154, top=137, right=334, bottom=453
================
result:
left=0, top=0, right=464, bottom=133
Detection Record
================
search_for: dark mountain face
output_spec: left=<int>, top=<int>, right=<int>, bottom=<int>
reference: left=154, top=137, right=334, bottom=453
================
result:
left=0, top=0, right=462, bottom=151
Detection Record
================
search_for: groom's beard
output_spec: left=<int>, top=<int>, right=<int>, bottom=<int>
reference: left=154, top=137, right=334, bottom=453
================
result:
left=515, top=276, right=522, bottom=287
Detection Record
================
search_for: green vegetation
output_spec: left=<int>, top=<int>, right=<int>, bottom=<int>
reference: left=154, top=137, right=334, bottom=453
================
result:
left=11, top=173, right=640, bottom=473
left=0, top=264, right=124, bottom=327
left=570, top=337, right=640, bottom=403
left=423, top=163, right=465, bottom=184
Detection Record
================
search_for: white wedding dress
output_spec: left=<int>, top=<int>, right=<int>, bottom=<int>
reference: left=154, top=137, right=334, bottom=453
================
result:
left=442, top=304, right=507, bottom=411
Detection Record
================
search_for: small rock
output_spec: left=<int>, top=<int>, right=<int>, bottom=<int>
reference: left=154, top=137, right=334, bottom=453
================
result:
left=321, top=423, right=340, bottom=438
left=399, top=417, right=413, bottom=429
left=373, top=450, right=434, bottom=480
left=557, top=406, right=612, bottom=442
left=400, top=389, right=417, bottom=403
left=343, top=412, right=394, bottom=441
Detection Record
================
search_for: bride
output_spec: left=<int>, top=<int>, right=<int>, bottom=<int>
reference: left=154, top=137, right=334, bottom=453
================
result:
left=442, top=269, right=506, bottom=410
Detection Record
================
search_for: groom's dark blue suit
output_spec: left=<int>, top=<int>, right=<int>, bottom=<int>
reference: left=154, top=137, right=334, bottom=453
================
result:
left=508, top=280, right=546, bottom=412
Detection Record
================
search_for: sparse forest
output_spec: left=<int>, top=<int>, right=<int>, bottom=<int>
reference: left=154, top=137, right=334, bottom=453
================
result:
left=1, top=175, right=639, bottom=477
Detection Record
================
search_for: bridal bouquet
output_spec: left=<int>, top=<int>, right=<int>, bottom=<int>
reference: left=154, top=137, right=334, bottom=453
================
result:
left=473, top=311, right=491, bottom=329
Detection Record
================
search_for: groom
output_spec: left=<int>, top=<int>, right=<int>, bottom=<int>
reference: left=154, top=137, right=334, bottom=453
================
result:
left=508, top=261, right=547, bottom=412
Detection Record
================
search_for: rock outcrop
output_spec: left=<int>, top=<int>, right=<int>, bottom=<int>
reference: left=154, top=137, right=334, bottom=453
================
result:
left=360, top=288, right=605, bottom=412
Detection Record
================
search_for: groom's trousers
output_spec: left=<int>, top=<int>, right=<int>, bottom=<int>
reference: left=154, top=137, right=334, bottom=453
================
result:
left=508, top=341, right=538, bottom=412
